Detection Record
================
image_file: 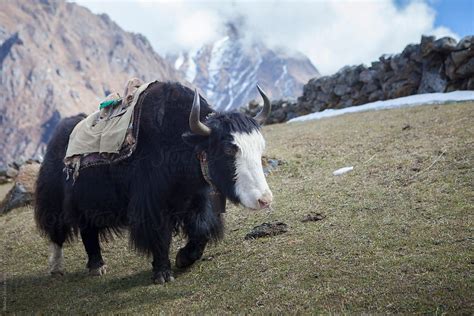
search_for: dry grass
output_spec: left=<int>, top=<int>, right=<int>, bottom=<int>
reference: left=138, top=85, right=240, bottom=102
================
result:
left=1, top=103, right=473, bottom=313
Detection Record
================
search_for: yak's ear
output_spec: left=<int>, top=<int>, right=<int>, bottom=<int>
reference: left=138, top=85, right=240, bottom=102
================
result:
left=182, top=132, right=208, bottom=147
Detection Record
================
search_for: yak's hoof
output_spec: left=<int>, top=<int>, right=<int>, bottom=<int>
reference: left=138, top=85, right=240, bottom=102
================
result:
left=152, top=270, right=174, bottom=284
left=176, top=248, right=198, bottom=269
left=89, top=264, right=107, bottom=276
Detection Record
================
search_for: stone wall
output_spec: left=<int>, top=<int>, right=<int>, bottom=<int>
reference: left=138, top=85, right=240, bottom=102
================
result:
left=245, top=35, right=474, bottom=124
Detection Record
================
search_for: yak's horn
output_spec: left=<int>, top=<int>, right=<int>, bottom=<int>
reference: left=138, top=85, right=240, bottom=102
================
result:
left=189, top=89, right=211, bottom=136
left=254, top=85, right=271, bottom=125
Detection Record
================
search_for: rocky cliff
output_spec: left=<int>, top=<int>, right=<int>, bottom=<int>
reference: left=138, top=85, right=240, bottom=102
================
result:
left=0, top=0, right=182, bottom=167
left=166, top=23, right=319, bottom=111
left=246, top=35, right=474, bottom=124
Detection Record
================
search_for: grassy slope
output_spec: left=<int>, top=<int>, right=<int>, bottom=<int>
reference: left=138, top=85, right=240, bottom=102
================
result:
left=1, top=103, right=473, bottom=314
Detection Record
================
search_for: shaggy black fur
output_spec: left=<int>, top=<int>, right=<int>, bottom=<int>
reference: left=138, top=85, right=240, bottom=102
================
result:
left=35, top=82, right=261, bottom=283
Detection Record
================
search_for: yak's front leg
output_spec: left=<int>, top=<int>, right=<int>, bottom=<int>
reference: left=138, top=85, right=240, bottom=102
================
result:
left=176, top=196, right=224, bottom=269
left=128, top=183, right=175, bottom=284
left=176, top=238, right=208, bottom=269
left=151, top=223, right=174, bottom=284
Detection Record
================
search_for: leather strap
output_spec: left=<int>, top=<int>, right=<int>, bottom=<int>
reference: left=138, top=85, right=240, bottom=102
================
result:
left=197, top=151, right=226, bottom=214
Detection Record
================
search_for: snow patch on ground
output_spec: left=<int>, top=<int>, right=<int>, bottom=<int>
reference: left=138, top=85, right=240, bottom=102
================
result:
left=288, top=91, right=474, bottom=123
left=333, top=166, right=354, bottom=176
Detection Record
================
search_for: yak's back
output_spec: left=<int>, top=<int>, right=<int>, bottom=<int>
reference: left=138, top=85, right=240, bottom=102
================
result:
left=137, top=82, right=213, bottom=145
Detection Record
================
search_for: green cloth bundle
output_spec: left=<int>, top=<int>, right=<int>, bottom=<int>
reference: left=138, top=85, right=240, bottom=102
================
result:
left=99, top=98, right=122, bottom=110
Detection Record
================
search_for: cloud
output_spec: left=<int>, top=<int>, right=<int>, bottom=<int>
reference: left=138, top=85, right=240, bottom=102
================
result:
left=72, top=0, right=224, bottom=53
left=72, top=0, right=459, bottom=75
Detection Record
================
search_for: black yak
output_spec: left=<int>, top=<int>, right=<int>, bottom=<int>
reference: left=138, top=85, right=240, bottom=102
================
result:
left=35, top=82, right=273, bottom=284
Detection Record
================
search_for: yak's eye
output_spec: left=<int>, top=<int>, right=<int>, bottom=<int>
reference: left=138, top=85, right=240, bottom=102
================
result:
left=223, top=144, right=239, bottom=156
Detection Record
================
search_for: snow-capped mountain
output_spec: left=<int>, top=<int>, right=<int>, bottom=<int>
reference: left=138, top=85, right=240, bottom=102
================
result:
left=167, top=24, right=319, bottom=111
left=0, top=0, right=182, bottom=167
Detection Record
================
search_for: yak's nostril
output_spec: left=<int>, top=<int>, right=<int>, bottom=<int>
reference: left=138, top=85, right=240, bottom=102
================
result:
left=258, top=199, right=270, bottom=209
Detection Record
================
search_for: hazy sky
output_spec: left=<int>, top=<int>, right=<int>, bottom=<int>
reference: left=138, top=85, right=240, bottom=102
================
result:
left=73, top=0, right=473, bottom=75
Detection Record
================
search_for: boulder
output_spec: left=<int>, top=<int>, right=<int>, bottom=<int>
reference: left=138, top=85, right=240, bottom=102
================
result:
left=420, top=35, right=436, bottom=57
left=456, top=35, right=474, bottom=50
left=13, top=156, right=26, bottom=169
left=361, top=82, right=378, bottom=94
left=286, top=111, right=298, bottom=121
left=402, top=44, right=422, bottom=62
left=466, top=77, right=474, bottom=90
left=334, top=84, right=350, bottom=97
left=445, top=56, right=458, bottom=80
left=6, top=167, right=18, bottom=178
left=344, top=65, right=364, bottom=86
left=319, top=77, right=334, bottom=94
left=268, top=108, right=286, bottom=124
left=446, top=43, right=473, bottom=80
left=450, top=49, right=474, bottom=67
left=0, top=162, right=40, bottom=214
left=340, top=98, right=353, bottom=108
left=316, top=92, right=331, bottom=103
left=455, top=57, right=474, bottom=78
left=418, top=64, right=448, bottom=93
left=386, top=80, right=418, bottom=99
left=433, top=37, right=457, bottom=53
left=359, top=69, right=377, bottom=83
left=368, top=90, right=384, bottom=102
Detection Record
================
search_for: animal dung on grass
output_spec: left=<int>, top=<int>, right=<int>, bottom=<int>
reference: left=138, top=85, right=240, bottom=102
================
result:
left=301, top=212, right=326, bottom=223
left=245, top=222, right=288, bottom=240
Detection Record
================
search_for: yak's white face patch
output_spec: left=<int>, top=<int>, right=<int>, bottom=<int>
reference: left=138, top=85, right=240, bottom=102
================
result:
left=232, top=130, right=273, bottom=209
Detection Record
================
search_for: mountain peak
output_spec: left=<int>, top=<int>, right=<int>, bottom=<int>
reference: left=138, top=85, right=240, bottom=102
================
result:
left=167, top=24, right=320, bottom=111
left=225, top=21, right=242, bottom=40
